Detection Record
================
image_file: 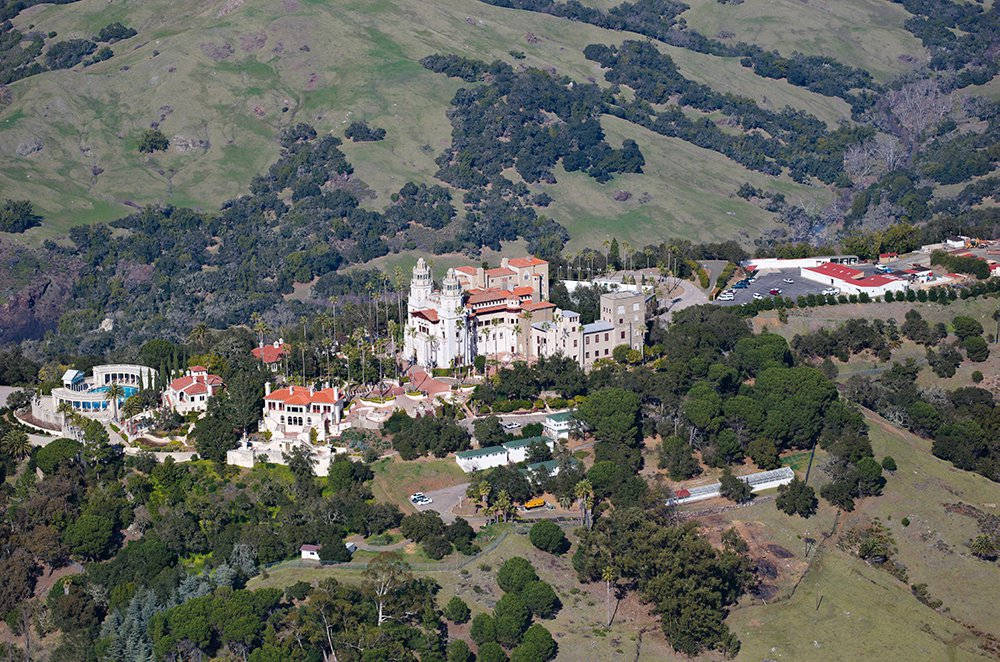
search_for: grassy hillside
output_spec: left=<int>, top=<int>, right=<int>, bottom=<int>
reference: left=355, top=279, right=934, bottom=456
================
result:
left=2, top=0, right=855, bottom=247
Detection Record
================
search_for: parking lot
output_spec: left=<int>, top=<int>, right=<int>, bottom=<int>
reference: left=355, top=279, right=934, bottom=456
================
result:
left=716, top=268, right=841, bottom=306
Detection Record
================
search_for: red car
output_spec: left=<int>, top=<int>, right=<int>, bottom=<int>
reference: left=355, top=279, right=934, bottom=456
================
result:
left=769, top=288, right=782, bottom=295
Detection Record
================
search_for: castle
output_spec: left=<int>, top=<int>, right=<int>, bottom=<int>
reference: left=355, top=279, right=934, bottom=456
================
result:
left=403, top=256, right=646, bottom=370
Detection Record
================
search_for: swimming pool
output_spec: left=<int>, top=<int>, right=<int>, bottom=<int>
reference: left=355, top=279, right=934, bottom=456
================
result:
left=89, top=385, right=139, bottom=398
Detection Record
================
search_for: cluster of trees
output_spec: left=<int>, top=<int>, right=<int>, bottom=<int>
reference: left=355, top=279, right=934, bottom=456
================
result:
left=469, top=557, right=559, bottom=660
left=422, top=54, right=645, bottom=185
left=385, top=413, right=471, bottom=459
left=574, top=507, right=754, bottom=656
left=586, top=41, right=870, bottom=183
left=399, top=510, right=477, bottom=559
left=137, top=128, right=169, bottom=153
left=846, top=360, right=999, bottom=481
left=891, top=0, right=999, bottom=87
left=930, top=249, right=993, bottom=279
left=0, top=198, right=40, bottom=232
left=793, top=317, right=897, bottom=363
left=0, top=19, right=45, bottom=84
left=473, top=354, right=588, bottom=408
left=482, top=0, right=879, bottom=112
left=344, top=120, right=386, bottom=141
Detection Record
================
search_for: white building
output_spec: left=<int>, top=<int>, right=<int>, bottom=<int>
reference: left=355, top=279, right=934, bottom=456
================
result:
left=742, top=255, right=859, bottom=271
left=799, top=262, right=909, bottom=297
left=454, top=436, right=554, bottom=472
left=262, top=383, right=350, bottom=444
left=668, top=467, right=795, bottom=505
left=40, top=363, right=155, bottom=423
left=404, top=256, right=648, bottom=372
left=542, top=411, right=576, bottom=440
left=162, top=366, right=224, bottom=414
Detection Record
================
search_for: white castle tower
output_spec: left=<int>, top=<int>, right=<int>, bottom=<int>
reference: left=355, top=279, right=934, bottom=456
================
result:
left=408, top=257, right=432, bottom=313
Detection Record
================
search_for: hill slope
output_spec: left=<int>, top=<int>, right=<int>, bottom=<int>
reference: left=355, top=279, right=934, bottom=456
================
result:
left=2, top=0, right=881, bottom=245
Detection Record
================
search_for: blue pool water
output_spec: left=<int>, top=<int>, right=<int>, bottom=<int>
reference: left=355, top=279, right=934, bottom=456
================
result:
left=89, top=385, right=139, bottom=398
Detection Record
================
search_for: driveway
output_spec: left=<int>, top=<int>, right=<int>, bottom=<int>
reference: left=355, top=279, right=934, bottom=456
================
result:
left=655, top=277, right=709, bottom=322
left=414, top=482, right=470, bottom=523
left=459, top=410, right=561, bottom=437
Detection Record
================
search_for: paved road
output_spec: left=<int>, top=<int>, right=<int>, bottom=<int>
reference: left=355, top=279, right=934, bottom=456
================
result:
left=414, top=483, right=471, bottom=523
left=459, top=410, right=561, bottom=437
left=655, top=277, right=709, bottom=322
left=715, top=268, right=829, bottom=307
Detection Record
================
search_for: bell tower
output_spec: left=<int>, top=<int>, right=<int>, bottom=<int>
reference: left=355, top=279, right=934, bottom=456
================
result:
left=409, top=257, right=432, bottom=312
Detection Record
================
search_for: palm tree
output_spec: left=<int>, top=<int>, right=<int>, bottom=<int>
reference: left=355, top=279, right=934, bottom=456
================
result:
left=602, top=565, right=617, bottom=627
left=574, top=479, right=594, bottom=529
left=188, top=322, right=210, bottom=350
left=254, top=316, right=273, bottom=349
left=993, top=307, right=1000, bottom=344
left=104, top=383, right=125, bottom=422
left=1, top=429, right=30, bottom=462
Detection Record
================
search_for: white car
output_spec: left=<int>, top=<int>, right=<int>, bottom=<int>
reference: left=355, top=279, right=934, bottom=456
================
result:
left=409, top=493, right=426, bottom=504
left=782, top=278, right=794, bottom=284
left=500, top=421, right=521, bottom=431
left=717, top=291, right=734, bottom=301
left=821, top=288, right=840, bottom=296
left=752, top=292, right=764, bottom=300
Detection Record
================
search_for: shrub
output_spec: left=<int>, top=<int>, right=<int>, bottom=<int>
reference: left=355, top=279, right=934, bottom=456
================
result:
left=422, top=535, right=453, bottom=560
left=35, top=438, right=82, bottom=474
left=494, top=593, right=531, bottom=647
left=284, top=581, right=311, bottom=601
left=972, top=370, right=984, bottom=383
left=520, top=580, right=561, bottom=618
left=96, top=22, right=137, bottom=43
left=447, top=639, right=474, bottom=662
left=470, top=612, right=497, bottom=645
left=881, top=456, right=897, bottom=472
left=496, top=557, right=538, bottom=593
left=477, top=642, right=508, bottom=662
left=529, top=521, right=568, bottom=554
left=0, top=199, right=41, bottom=233
left=963, top=335, right=989, bottom=362
left=901, top=517, right=910, bottom=527
left=344, top=120, right=386, bottom=142
left=512, top=623, right=557, bottom=661
left=45, top=39, right=96, bottom=68
left=138, top=128, right=169, bottom=153
left=444, top=596, right=471, bottom=623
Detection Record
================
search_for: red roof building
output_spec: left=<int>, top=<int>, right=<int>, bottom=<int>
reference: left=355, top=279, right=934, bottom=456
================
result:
left=162, top=367, right=225, bottom=414
left=801, top=262, right=908, bottom=297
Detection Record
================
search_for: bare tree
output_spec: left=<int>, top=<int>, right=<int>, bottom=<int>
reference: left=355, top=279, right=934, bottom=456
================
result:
left=888, top=79, right=952, bottom=142
left=362, top=553, right=412, bottom=626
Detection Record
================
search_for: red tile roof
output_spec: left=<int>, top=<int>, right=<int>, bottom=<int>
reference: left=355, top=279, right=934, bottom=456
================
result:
left=512, top=286, right=534, bottom=297
left=412, top=308, right=439, bottom=323
left=300, top=544, right=320, bottom=552
left=265, top=386, right=343, bottom=405
left=189, top=365, right=208, bottom=372
left=466, top=288, right=512, bottom=305
left=853, top=275, right=898, bottom=288
left=507, top=257, right=547, bottom=268
left=168, top=372, right=223, bottom=395
left=521, top=300, right=555, bottom=312
left=252, top=343, right=289, bottom=363
left=455, top=265, right=478, bottom=275
left=486, top=267, right=515, bottom=277
left=804, top=262, right=864, bottom=280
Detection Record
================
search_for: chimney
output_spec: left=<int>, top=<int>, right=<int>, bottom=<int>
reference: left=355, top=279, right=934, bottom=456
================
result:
left=289, top=384, right=294, bottom=394
left=275, top=337, right=283, bottom=348
left=264, top=382, right=271, bottom=396
left=309, top=384, right=315, bottom=397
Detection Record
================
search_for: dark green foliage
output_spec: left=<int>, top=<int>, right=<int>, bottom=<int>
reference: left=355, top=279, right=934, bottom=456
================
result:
left=574, top=509, right=753, bottom=656
left=746, top=437, right=780, bottom=470
left=344, top=120, right=386, bottom=141
left=477, top=641, right=508, bottom=662
left=529, top=521, right=568, bottom=554
left=423, top=55, right=644, bottom=185
left=64, top=512, right=115, bottom=560
left=0, top=198, right=41, bottom=232
left=719, top=468, right=753, bottom=503
left=496, top=556, right=538, bottom=593
left=520, top=580, right=561, bottom=618
left=963, top=335, right=989, bottom=362
left=392, top=415, right=470, bottom=459
left=775, top=478, right=817, bottom=518
left=95, top=22, right=136, bottom=43
left=34, top=438, right=81, bottom=474
left=657, top=434, right=701, bottom=479
left=881, top=456, right=897, bottom=472
left=422, top=534, right=453, bottom=560
left=470, top=612, right=498, bottom=645
left=447, top=639, right=474, bottom=662
left=931, top=250, right=991, bottom=279
left=512, top=623, right=557, bottom=661
left=318, top=534, right=352, bottom=562
left=0, top=20, right=46, bottom=85
left=401, top=510, right=446, bottom=543
left=384, top=181, right=454, bottom=229
left=45, top=38, right=95, bottom=69
left=444, top=596, right=471, bottom=623
left=137, top=128, right=169, bottom=153
left=474, top=415, right=512, bottom=447
left=494, top=592, right=532, bottom=647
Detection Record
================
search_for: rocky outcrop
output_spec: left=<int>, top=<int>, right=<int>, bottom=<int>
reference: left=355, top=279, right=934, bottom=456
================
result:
left=0, top=275, right=75, bottom=342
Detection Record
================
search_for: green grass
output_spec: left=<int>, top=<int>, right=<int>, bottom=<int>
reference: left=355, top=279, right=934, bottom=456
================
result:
left=370, top=455, right=468, bottom=509
left=680, top=0, right=928, bottom=82
left=3, top=0, right=849, bottom=249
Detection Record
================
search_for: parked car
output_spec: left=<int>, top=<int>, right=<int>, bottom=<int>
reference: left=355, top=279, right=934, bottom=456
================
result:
left=733, top=281, right=749, bottom=289
left=769, top=288, right=782, bottom=295
left=500, top=421, right=520, bottom=431
left=752, top=292, right=764, bottom=300
left=409, top=493, right=427, bottom=504
left=821, top=288, right=840, bottom=296
left=717, top=291, right=734, bottom=301
left=782, top=278, right=794, bottom=284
